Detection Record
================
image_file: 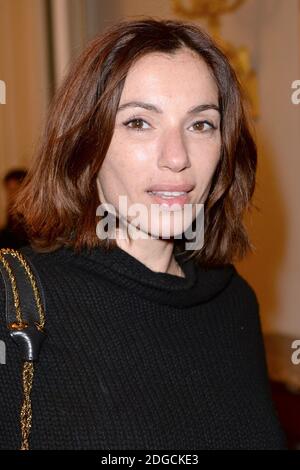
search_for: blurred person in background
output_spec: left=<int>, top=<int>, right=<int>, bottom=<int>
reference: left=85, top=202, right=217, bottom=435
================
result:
left=0, top=169, right=28, bottom=249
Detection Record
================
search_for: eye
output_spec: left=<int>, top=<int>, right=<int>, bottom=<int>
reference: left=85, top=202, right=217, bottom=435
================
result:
left=189, top=120, right=217, bottom=132
left=122, top=117, right=217, bottom=133
left=123, top=118, right=151, bottom=131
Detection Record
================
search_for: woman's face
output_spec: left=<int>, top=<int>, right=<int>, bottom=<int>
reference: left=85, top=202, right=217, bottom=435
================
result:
left=97, top=47, right=221, bottom=241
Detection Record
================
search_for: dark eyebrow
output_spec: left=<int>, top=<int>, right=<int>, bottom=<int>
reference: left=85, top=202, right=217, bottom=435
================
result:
left=117, top=101, right=220, bottom=115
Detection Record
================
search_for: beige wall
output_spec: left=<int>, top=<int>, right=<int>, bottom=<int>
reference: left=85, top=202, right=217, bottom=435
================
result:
left=51, top=0, right=87, bottom=86
left=0, top=0, right=50, bottom=225
left=229, top=0, right=300, bottom=338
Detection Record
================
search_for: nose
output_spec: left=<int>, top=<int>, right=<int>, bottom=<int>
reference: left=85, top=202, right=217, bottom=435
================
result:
left=157, top=128, right=191, bottom=172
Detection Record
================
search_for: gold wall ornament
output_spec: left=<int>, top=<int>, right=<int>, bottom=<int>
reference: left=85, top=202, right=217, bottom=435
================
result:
left=172, top=0, right=259, bottom=118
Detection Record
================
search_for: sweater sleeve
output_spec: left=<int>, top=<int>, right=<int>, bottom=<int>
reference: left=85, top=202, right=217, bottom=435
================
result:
left=0, top=274, right=23, bottom=449
left=233, top=272, right=288, bottom=449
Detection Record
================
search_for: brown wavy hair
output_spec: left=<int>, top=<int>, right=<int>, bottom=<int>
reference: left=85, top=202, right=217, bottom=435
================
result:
left=13, top=17, right=257, bottom=266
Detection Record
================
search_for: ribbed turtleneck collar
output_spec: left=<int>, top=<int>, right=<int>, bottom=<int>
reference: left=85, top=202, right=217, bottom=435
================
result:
left=67, top=244, right=237, bottom=309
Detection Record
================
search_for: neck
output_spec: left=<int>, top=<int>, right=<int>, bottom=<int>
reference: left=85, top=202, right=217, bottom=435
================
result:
left=114, top=229, right=185, bottom=278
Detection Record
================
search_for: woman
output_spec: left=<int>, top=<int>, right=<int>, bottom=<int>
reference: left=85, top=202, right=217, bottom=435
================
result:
left=0, top=18, right=286, bottom=450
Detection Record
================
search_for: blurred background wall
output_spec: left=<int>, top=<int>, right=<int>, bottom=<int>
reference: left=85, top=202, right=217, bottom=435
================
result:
left=0, top=0, right=50, bottom=216
left=0, top=0, right=299, bottom=338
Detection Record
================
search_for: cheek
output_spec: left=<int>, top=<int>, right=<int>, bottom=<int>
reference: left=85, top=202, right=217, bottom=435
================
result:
left=191, top=140, right=221, bottom=177
left=98, top=148, right=148, bottom=202
left=107, top=134, right=155, bottom=169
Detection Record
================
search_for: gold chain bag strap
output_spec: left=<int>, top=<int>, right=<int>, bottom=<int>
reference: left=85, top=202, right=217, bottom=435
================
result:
left=0, top=248, right=46, bottom=450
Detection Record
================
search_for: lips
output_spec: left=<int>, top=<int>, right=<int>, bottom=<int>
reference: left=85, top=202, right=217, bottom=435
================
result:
left=146, top=183, right=194, bottom=193
left=146, top=191, right=192, bottom=209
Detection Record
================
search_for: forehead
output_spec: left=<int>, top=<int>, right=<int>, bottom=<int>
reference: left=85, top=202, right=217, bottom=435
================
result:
left=120, top=48, right=218, bottom=102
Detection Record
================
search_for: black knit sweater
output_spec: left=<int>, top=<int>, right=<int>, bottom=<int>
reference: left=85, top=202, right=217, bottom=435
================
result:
left=0, top=244, right=286, bottom=449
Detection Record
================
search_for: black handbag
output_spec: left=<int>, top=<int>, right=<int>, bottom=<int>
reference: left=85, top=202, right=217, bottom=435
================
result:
left=0, top=248, right=46, bottom=450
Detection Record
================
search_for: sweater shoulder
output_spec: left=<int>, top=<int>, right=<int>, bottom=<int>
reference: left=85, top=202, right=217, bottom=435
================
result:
left=222, top=266, right=265, bottom=340
left=229, top=266, right=260, bottom=314
left=231, top=266, right=259, bottom=303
